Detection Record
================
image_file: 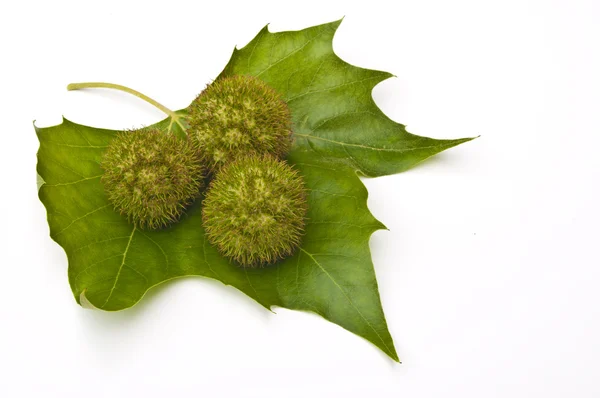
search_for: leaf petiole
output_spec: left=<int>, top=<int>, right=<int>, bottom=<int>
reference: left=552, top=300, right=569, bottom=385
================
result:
left=67, top=82, right=185, bottom=133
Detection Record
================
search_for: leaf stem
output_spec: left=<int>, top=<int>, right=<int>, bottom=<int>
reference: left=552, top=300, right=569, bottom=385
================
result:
left=67, top=82, right=176, bottom=119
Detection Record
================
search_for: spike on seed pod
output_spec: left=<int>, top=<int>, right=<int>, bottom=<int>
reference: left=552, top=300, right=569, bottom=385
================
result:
left=202, top=154, right=308, bottom=267
left=101, top=127, right=205, bottom=229
left=188, top=75, right=292, bottom=173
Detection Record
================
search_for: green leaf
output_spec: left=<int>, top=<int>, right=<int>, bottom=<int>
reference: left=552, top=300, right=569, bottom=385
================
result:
left=36, top=20, right=474, bottom=361
left=36, top=118, right=396, bottom=359
left=221, top=19, right=474, bottom=177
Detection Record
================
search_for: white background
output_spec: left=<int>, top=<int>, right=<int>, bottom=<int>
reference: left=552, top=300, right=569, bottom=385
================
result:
left=1, top=0, right=599, bottom=396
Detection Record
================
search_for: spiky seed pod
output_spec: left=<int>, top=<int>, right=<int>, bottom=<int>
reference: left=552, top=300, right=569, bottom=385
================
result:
left=202, top=154, right=308, bottom=267
left=101, top=128, right=205, bottom=230
left=188, top=75, right=292, bottom=173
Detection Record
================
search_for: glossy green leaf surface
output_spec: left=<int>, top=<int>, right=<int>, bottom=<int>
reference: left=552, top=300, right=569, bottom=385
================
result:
left=36, top=20, right=473, bottom=361
left=221, top=20, right=472, bottom=176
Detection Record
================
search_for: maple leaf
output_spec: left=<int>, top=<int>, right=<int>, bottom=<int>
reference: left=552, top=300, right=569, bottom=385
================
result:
left=36, top=20, right=473, bottom=361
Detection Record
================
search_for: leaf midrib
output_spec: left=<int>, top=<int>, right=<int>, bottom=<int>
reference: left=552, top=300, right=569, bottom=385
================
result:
left=299, top=248, right=394, bottom=358
left=296, top=133, right=454, bottom=153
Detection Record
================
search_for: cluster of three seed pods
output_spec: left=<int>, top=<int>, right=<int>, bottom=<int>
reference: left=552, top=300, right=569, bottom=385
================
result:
left=101, top=75, right=308, bottom=267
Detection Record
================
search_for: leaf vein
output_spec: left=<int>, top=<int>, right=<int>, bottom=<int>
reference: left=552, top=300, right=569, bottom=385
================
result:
left=71, top=123, right=94, bottom=146
left=54, top=204, right=112, bottom=236
left=139, top=231, right=169, bottom=276
left=299, top=248, right=392, bottom=356
left=287, top=76, right=383, bottom=102
left=296, top=133, right=450, bottom=153
left=245, top=269, right=260, bottom=301
left=101, top=226, right=136, bottom=309
left=256, top=28, right=328, bottom=77
left=73, top=236, right=131, bottom=253
left=44, top=141, right=109, bottom=149
left=202, top=235, right=221, bottom=278
left=44, top=175, right=102, bottom=187
left=247, top=27, right=266, bottom=68
left=308, top=189, right=358, bottom=203
left=73, top=254, right=125, bottom=282
left=308, top=221, right=370, bottom=229
left=124, top=263, right=148, bottom=283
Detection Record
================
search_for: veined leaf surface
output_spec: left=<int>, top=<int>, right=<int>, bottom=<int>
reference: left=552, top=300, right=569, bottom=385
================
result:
left=36, top=20, right=474, bottom=361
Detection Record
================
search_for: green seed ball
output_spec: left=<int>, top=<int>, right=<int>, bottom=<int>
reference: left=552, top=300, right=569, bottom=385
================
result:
left=188, top=75, right=292, bottom=173
left=202, top=154, right=308, bottom=267
left=101, top=128, right=205, bottom=230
